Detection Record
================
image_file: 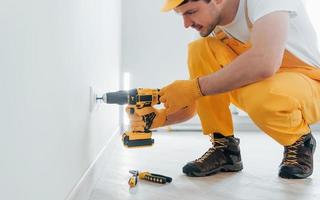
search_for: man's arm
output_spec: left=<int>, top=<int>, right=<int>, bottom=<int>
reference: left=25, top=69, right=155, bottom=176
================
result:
left=198, top=11, right=290, bottom=95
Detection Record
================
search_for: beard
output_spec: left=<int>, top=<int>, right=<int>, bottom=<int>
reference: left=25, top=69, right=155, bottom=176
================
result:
left=199, top=16, right=220, bottom=37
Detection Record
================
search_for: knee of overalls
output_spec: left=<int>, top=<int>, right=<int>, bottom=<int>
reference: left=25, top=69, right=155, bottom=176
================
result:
left=235, top=75, right=303, bottom=129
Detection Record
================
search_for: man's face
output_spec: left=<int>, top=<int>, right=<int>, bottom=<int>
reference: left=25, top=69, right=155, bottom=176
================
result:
left=174, top=0, right=221, bottom=37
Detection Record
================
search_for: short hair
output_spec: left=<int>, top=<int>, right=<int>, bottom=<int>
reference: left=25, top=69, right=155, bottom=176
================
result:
left=178, top=0, right=211, bottom=7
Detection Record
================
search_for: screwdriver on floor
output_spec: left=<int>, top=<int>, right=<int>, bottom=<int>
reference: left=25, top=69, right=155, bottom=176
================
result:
left=128, top=170, right=172, bottom=188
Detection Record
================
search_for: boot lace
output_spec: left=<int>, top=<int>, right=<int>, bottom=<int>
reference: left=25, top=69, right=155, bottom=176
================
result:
left=283, top=135, right=306, bottom=165
left=195, top=135, right=228, bottom=163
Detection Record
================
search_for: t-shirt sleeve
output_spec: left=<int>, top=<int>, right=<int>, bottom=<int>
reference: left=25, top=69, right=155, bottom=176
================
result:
left=248, top=0, right=300, bottom=23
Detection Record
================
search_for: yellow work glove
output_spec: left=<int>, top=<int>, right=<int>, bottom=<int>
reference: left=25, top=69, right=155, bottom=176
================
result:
left=159, top=78, right=203, bottom=114
left=126, top=106, right=167, bottom=132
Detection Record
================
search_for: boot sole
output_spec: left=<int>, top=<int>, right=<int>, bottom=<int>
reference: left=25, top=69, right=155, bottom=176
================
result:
left=279, top=170, right=313, bottom=179
left=184, top=162, right=243, bottom=177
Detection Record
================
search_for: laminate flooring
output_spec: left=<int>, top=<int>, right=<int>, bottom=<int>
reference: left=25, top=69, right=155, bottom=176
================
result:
left=88, top=131, right=320, bottom=200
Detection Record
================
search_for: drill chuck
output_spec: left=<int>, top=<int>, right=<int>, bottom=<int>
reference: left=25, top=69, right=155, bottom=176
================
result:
left=103, top=90, right=130, bottom=105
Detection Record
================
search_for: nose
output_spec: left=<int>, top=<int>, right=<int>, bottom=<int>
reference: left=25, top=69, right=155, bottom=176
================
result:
left=183, top=15, right=193, bottom=29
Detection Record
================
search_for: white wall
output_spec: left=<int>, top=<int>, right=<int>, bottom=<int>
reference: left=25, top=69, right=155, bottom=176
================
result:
left=306, top=0, right=320, bottom=47
left=0, top=1, right=121, bottom=200
left=121, top=0, right=197, bottom=89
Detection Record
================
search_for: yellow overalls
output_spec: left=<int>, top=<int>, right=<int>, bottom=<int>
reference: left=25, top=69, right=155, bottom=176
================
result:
left=188, top=32, right=320, bottom=146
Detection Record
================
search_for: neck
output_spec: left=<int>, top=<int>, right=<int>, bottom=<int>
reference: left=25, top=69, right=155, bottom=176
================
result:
left=219, top=0, right=240, bottom=26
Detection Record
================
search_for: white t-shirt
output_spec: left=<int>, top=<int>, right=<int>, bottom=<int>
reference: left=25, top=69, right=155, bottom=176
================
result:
left=220, top=0, right=320, bottom=67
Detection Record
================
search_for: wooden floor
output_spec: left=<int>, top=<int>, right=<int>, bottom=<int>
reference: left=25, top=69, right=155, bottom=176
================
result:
left=89, top=131, right=320, bottom=200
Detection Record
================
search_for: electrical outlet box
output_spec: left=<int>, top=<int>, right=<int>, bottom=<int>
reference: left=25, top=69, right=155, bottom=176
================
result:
left=90, top=86, right=97, bottom=112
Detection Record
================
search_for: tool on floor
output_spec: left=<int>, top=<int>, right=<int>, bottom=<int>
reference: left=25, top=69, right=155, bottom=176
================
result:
left=128, top=170, right=138, bottom=188
left=98, top=88, right=160, bottom=147
left=128, top=170, right=172, bottom=188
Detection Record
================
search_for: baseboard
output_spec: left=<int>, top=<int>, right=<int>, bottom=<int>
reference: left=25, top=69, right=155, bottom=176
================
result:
left=65, top=128, right=120, bottom=200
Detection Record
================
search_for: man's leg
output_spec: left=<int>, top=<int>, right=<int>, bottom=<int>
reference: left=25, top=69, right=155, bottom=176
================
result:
left=183, top=37, right=243, bottom=176
left=231, top=71, right=319, bottom=178
left=188, top=37, right=236, bottom=135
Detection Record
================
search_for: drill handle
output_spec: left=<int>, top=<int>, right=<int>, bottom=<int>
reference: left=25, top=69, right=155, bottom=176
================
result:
left=126, top=105, right=155, bottom=132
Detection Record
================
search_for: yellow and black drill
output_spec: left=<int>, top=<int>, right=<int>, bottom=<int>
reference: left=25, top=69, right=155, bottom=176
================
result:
left=100, top=88, right=160, bottom=147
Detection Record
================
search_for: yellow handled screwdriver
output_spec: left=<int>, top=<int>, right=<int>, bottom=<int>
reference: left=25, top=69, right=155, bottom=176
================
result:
left=128, top=170, right=172, bottom=188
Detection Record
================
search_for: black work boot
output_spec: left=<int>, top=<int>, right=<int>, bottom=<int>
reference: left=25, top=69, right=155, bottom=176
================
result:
left=183, top=133, right=243, bottom=177
left=279, top=133, right=316, bottom=179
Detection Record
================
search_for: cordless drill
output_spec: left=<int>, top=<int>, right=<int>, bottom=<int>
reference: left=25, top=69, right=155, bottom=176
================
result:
left=100, top=88, right=160, bottom=147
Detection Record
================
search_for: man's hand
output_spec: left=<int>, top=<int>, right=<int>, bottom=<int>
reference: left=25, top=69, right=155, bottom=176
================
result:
left=126, top=106, right=167, bottom=131
left=159, top=78, right=203, bottom=114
